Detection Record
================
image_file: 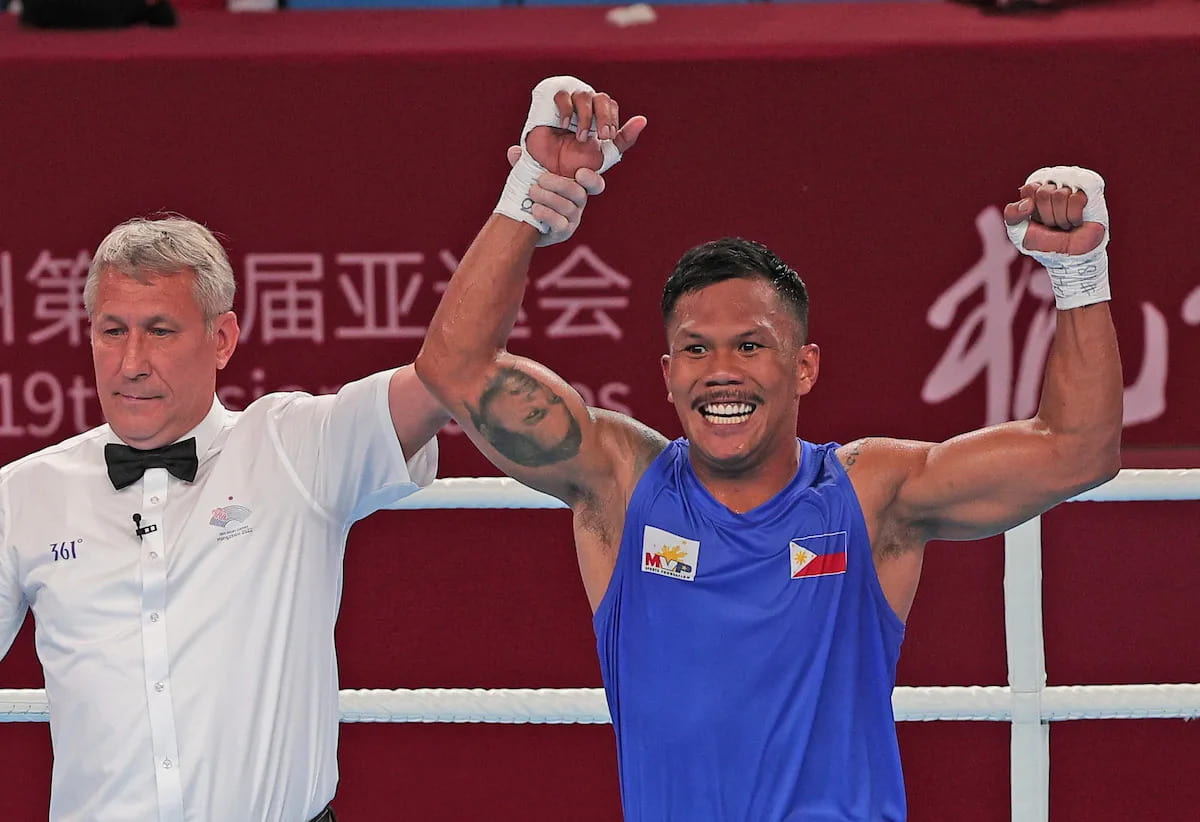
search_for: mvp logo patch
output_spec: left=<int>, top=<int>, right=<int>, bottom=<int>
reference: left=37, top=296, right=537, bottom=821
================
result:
left=642, top=525, right=701, bottom=582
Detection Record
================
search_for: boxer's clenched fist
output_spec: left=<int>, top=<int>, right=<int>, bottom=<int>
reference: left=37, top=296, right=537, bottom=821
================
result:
left=1003, top=166, right=1111, bottom=310
left=1003, top=166, right=1107, bottom=256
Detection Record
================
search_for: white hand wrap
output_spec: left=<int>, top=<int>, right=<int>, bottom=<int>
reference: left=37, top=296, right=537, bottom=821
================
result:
left=1005, top=165, right=1111, bottom=311
left=494, top=76, right=623, bottom=237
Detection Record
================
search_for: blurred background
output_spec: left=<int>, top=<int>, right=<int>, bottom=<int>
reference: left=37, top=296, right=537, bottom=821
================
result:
left=1, top=0, right=1198, bottom=818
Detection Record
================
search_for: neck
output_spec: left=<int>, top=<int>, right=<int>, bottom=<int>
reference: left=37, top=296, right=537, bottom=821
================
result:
left=690, top=437, right=801, bottom=514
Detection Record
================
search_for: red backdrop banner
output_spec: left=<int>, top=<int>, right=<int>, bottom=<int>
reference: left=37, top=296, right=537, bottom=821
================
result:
left=1, top=3, right=1199, bottom=819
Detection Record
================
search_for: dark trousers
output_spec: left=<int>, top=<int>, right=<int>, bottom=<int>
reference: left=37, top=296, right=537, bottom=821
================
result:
left=309, top=805, right=336, bottom=822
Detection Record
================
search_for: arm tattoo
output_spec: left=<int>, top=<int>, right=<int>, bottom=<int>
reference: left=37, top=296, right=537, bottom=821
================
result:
left=841, top=439, right=867, bottom=472
left=466, top=367, right=583, bottom=467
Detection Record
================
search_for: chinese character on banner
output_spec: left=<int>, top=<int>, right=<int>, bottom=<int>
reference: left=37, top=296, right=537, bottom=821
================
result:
left=240, top=254, right=325, bottom=344
left=26, top=250, right=91, bottom=346
left=434, top=249, right=531, bottom=339
left=334, top=253, right=427, bottom=339
left=1184, top=286, right=1200, bottom=326
left=923, top=206, right=1168, bottom=428
left=534, top=245, right=631, bottom=340
left=0, top=251, right=14, bottom=345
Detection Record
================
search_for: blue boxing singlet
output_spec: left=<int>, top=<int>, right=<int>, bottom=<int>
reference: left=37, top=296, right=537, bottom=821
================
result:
left=594, top=438, right=906, bottom=821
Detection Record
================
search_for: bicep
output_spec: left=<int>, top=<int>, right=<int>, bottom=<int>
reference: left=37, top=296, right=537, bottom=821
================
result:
left=438, top=353, right=625, bottom=505
left=895, top=420, right=1107, bottom=541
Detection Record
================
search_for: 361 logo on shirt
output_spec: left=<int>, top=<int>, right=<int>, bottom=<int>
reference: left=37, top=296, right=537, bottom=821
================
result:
left=49, top=540, right=81, bottom=562
left=642, top=526, right=701, bottom=582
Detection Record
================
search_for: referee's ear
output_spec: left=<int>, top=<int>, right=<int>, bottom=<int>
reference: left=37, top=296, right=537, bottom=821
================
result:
left=212, top=311, right=240, bottom=370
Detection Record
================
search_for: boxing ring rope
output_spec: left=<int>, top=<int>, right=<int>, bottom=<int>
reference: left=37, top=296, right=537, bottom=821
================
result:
left=3, top=468, right=1198, bottom=822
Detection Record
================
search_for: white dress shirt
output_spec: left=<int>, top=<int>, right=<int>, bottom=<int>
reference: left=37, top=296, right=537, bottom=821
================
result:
left=0, top=369, right=437, bottom=822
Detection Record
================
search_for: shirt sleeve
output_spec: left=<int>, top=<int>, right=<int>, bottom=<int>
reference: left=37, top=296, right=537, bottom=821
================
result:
left=264, top=369, right=439, bottom=524
left=0, top=480, right=29, bottom=662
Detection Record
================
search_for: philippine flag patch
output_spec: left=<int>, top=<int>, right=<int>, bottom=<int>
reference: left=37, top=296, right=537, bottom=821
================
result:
left=642, top=525, right=701, bottom=581
left=789, top=531, right=848, bottom=579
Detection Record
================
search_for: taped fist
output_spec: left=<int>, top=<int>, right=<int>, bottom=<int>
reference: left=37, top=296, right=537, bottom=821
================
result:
left=1003, top=166, right=1111, bottom=310
left=495, top=76, right=646, bottom=246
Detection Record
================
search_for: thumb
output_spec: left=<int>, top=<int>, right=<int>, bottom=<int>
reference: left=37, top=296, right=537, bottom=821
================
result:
left=1003, top=198, right=1033, bottom=226
left=613, top=115, right=648, bottom=156
left=507, top=145, right=522, bottom=168
left=575, top=168, right=606, bottom=197
left=1022, top=221, right=1107, bottom=255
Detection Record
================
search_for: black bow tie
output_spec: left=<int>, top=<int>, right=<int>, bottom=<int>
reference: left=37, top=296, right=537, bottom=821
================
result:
left=105, top=438, right=199, bottom=490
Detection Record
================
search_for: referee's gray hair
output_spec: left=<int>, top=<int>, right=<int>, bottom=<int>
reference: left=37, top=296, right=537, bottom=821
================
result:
left=84, top=216, right=236, bottom=328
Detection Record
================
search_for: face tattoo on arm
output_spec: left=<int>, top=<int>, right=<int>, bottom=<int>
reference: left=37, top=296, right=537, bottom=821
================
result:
left=465, top=367, right=583, bottom=467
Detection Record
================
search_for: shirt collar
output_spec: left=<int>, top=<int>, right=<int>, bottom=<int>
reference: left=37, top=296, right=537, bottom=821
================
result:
left=103, top=395, right=227, bottom=460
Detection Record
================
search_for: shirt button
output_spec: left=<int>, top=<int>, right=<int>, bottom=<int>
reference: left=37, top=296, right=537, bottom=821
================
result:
left=150, top=496, right=160, bottom=504
left=154, top=681, right=165, bottom=693
left=149, top=612, right=160, bottom=623
left=162, top=759, right=173, bottom=769
left=149, top=552, right=159, bottom=560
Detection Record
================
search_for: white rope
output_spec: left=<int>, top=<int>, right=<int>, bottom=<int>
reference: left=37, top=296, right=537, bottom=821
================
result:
left=384, top=469, right=1200, bottom=510
left=387, top=477, right=566, bottom=510
left=1068, top=468, right=1200, bottom=501
left=1040, top=684, right=1200, bottom=719
left=0, top=690, right=49, bottom=723
left=5, top=683, right=1200, bottom=724
left=339, top=688, right=611, bottom=724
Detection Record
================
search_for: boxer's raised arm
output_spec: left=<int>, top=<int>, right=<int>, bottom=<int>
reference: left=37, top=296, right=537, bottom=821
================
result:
left=416, top=78, right=650, bottom=505
left=844, top=167, right=1122, bottom=543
